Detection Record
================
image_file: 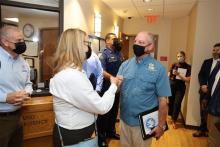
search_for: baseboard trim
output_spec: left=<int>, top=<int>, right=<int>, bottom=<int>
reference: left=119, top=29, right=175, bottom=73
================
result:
left=184, top=124, right=199, bottom=130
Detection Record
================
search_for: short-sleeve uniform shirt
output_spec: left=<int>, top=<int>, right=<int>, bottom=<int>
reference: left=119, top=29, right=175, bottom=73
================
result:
left=100, top=48, right=123, bottom=91
left=117, top=55, right=171, bottom=126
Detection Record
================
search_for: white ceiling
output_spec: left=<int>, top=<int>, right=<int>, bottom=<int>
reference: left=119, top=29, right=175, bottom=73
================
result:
left=101, top=0, right=208, bottom=19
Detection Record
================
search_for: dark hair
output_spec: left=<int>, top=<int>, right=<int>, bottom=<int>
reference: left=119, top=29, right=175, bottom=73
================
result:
left=105, top=33, right=116, bottom=41
left=213, top=43, right=220, bottom=48
left=178, top=51, right=186, bottom=57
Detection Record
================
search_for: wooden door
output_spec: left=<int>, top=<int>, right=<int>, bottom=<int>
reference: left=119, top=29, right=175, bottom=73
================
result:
left=121, top=33, right=129, bottom=60
left=40, top=28, right=59, bottom=82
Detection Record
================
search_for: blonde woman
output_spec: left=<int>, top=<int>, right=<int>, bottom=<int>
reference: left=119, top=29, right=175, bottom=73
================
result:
left=49, top=28, right=122, bottom=147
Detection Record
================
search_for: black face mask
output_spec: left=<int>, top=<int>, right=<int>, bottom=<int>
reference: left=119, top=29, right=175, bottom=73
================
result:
left=86, top=45, right=92, bottom=59
left=12, top=42, right=27, bottom=54
left=133, top=44, right=146, bottom=57
left=113, top=39, right=122, bottom=51
left=133, top=44, right=152, bottom=57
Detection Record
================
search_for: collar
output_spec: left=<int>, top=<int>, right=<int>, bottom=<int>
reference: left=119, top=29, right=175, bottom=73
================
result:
left=106, top=47, right=115, bottom=53
left=135, top=54, right=152, bottom=64
left=0, top=46, right=19, bottom=60
left=0, top=46, right=12, bottom=59
left=213, top=58, right=219, bottom=61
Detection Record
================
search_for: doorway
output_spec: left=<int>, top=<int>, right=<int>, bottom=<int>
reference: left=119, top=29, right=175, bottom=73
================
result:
left=40, top=28, right=59, bottom=82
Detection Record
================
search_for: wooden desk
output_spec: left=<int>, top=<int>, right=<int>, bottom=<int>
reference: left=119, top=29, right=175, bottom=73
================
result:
left=22, top=96, right=54, bottom=140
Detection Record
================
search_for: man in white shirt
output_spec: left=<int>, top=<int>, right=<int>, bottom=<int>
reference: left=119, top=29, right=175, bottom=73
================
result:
left=207, top=44, right=220, bottom=147
left=193, top=43, right=220, bottom=137
left=0, top=25, right=32, bottom=147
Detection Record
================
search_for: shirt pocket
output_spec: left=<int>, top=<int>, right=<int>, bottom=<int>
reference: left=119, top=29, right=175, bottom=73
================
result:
left=121, top=74, right=135, bottom=98
left=138, top=73, right=156, bottom=92
left=15, top=64, right=29, bottom=83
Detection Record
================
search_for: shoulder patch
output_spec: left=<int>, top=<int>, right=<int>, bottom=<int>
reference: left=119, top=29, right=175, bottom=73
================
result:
left=99, top=54, right=104, bottom=60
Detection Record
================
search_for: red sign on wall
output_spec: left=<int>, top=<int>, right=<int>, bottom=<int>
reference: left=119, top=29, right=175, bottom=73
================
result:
left=160, top=56, right=168, bottom=61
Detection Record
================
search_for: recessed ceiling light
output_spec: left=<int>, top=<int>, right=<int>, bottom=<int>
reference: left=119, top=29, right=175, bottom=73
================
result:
left=4, top=17, right=19, bottom=22
left=147, top=8, right=153, bottom=11
left=143, top=0, right=152, bottom=2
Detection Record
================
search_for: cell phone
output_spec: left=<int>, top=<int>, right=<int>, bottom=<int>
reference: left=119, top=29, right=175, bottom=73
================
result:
left=215, top=122, right=220, bottom=132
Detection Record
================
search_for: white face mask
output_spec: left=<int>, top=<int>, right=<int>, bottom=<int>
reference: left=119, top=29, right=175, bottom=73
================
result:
left=177, top=57, right=185, bottom=63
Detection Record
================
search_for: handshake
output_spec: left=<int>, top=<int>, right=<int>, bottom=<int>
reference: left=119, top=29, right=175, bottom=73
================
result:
left=110, top=75, right=123, bottom=87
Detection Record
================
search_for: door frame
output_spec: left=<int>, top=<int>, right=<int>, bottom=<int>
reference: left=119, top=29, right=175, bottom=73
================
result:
left=0, top=0, right=63, bottom=34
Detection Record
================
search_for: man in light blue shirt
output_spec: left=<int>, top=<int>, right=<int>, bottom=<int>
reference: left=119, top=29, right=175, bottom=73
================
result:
left=0, top=25, right=32, bottom=147
left=117, top=31, right=171, bottom=147
left=83, top=51, right=103, bottom=92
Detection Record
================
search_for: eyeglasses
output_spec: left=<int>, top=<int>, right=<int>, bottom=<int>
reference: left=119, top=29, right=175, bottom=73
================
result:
left=84, top=41, right=91, bottom=46
left=6, top=39, right=24, bottom=44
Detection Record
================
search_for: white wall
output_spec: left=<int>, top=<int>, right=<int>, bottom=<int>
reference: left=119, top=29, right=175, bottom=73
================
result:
left=169, top=16, right=189, bottom=66
left=64, top=0, right=123, bottom=45
left=186, top=0, right=220, bottom=126
left=123, top=17, right=171, bottom=70
left=169, top=17, right=189, bottom=120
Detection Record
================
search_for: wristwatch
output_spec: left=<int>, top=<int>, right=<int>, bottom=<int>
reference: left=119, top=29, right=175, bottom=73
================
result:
left=158, top=124, right=166, bottom=131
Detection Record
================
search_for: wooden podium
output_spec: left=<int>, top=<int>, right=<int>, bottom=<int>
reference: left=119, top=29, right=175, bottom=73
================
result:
left=22, top=96, right=54, bottom=146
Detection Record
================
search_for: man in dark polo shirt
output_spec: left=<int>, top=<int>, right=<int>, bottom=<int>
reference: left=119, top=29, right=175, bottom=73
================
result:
left=97, top=33, right=123, bottom=147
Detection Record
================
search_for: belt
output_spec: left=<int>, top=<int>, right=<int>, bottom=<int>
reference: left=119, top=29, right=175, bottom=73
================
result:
left=0, top=110, right=20, bottom=116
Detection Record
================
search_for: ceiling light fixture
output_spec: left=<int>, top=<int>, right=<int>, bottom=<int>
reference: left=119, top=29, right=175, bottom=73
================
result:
left=114, top=25, right=119, bottom=37
left=4, top=17, right=19, bottom=22
left=94, top=13, right=101, bottom=37
left=143, top=0, right=152, bottom=2
left=147, top=8, right=153, bottom=11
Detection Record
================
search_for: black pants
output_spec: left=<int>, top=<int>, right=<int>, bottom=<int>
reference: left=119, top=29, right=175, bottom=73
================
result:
left=168, top=81, right=186, bottom=121
left=0, top=110, right=23, bottom=147
left=53, top=123, right=95, bottom=147
left=97, top=92, right=120, bottom=140
left=198, top=92, right=208, bottom=132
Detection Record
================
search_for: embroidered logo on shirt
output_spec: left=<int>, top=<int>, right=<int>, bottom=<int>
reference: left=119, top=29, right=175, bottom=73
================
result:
left=108, top=55, right=117, bottom=62
left=147, top=63, right=156, bottom=71
left=99, top=54, right=104, bottom=60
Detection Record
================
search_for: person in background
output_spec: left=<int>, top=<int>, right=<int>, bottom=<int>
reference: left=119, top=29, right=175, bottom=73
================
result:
left=117, top=31, right=171, bottom=147
left=97, top=33, right=123, bottom=147
left=83, top=48, right=103, bottom=92
left=207, top=43, right=220, bottom=147
left=168, top=51, right=191, bottom=129
left=50, top=28, right=122, bottom=147
left=0, top=25, right=32, bottom=147
left=193, top=43, right=220, bottom=137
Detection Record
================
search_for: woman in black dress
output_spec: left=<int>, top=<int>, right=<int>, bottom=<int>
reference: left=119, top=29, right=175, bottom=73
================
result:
left=168, top=51, right=191, bottom=129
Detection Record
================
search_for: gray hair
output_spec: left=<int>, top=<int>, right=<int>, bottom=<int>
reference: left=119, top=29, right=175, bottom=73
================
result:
left=0, top=25, right=19, bottom=39
left=147, top=32, right=154, bottom=44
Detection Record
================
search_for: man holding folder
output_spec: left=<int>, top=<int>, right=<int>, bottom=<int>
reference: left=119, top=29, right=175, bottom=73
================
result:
left=117, top=31, right=171, bottom=147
